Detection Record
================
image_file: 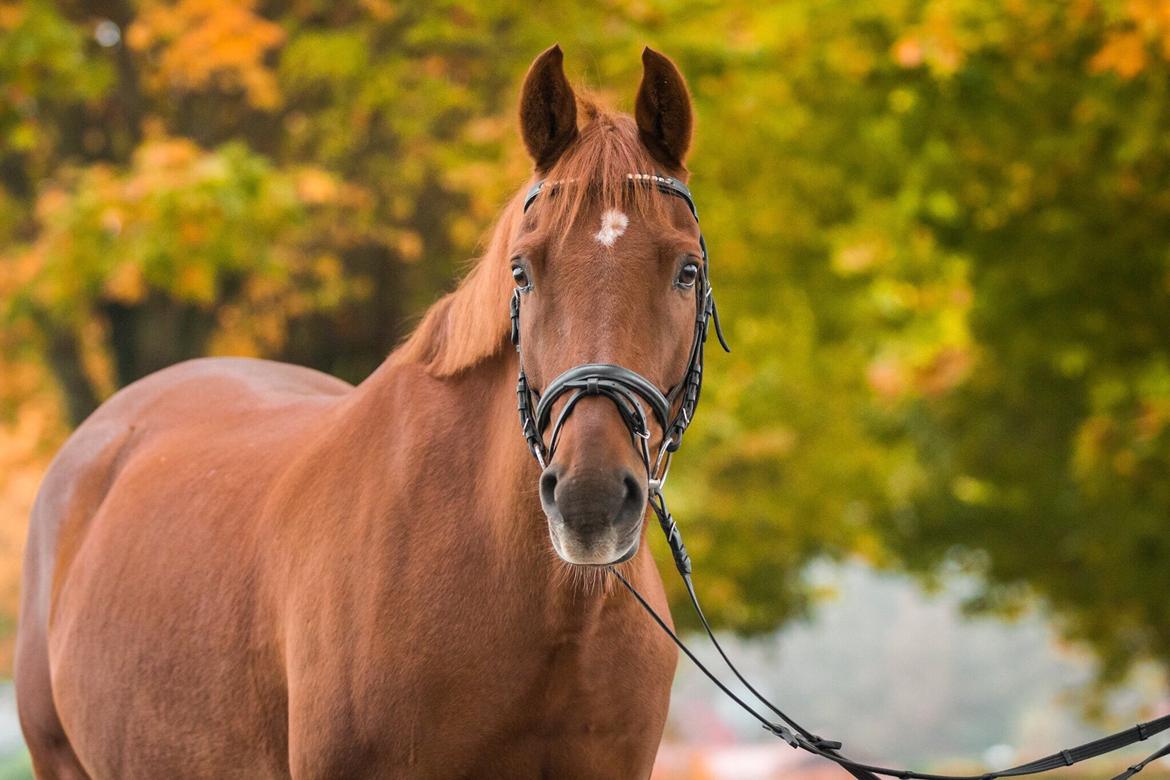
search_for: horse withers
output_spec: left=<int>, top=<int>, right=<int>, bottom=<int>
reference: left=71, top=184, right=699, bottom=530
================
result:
left=15, top=46, right=705, bottom=778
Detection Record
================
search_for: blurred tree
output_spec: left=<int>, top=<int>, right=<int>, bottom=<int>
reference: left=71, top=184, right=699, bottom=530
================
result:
left=844, top=0, right=1170, bottom=698
left=659, top=0, right=1170, bottom=700
left=1, top=0, right=1169, bottom=703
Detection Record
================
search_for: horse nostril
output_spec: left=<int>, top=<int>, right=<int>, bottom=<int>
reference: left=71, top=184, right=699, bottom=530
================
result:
left=539, top=466, right=561, bottom=514
left=618, top=470, right=647, bottom=525
left=623, top=472, right=641, bottom=503
left=540, top=465, right=645, bottom=531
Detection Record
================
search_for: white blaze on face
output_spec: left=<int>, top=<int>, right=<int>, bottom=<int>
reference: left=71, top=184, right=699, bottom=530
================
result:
left=594, top=209, right=629, bottom=247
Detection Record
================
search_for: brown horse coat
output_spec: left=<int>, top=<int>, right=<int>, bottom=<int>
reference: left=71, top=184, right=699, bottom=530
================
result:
left=16, top=46, right=701, bottom=779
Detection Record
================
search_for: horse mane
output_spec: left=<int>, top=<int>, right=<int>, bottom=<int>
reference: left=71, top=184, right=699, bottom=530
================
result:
left=393, top=100, right=674, bottom=379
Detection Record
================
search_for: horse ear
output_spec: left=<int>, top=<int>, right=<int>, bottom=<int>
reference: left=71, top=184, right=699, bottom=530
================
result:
left=519, top=45, right=578, bottom=172
left=635, top=47, right=693, bottom=170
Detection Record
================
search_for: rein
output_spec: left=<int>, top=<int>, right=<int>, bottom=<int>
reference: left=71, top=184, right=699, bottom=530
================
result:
left=512, top=174, right=1170, bottom=780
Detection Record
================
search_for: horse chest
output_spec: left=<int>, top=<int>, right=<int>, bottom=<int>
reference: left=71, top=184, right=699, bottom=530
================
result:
left=285, top=585, right=673, bottom=779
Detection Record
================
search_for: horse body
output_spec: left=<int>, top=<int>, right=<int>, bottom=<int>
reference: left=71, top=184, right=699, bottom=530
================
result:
left=17, top=45, right=699, bottom=778
left=18, top=353, right=674, bottom=778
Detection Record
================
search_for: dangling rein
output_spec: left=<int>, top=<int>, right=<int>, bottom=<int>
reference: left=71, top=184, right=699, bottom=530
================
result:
left=514, top=173, right=1170, bottom=780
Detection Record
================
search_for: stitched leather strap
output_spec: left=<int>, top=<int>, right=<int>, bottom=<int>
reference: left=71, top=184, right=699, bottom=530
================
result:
left=536, top=363, right=671, bottom=433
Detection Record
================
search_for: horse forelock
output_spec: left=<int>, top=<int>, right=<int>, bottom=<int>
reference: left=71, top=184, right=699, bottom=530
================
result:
left=394, top=104, right=679, bottom=379
left=537, top=107, right=675, bottom=243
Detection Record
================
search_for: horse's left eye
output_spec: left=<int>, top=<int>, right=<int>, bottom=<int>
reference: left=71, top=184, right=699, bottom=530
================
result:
left=676, top=262, right=700, bottom=289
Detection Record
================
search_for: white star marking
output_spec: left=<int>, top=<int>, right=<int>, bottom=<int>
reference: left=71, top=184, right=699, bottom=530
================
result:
left=595, top=209, right=629, bottom=247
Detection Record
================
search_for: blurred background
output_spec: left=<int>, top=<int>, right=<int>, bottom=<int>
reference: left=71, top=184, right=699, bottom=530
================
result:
left=2, top=0, right=1170, bottom=777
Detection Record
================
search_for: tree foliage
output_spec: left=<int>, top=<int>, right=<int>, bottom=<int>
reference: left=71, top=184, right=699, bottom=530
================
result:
left=1, top=0, right=1168, bottom=696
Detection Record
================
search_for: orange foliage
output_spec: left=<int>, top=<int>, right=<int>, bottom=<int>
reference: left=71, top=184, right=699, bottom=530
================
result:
left=1092, top=29, right=1148, bottom=77
left=1091, top=0, right=1170, bottom=77
left=0, top=355, right=69, bottom=671
left=127, top=0, right=285, bottom=108
left=891, top=3, right=965, bottom=75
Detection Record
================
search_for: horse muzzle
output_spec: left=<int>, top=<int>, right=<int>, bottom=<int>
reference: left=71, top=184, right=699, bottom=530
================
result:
left=521, top=364, right=665, bottom=565
left=539, top=459, right=646, bottom=565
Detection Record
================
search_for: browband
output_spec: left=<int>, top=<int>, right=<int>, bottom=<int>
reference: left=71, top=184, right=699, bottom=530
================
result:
left=524, top=173, right=701, bottom=224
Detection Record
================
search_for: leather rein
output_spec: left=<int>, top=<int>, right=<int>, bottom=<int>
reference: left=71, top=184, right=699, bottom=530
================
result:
left=512, top=173, right=1170, bottom=780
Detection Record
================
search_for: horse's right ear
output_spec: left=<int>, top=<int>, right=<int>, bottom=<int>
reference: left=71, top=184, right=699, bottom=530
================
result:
left=519, top=45, right=578, bottom=172
left=635, top=47, right=693, bottom=170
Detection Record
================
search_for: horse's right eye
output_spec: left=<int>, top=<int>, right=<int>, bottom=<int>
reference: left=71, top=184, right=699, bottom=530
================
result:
left=512, top=264, right=530, bottom=288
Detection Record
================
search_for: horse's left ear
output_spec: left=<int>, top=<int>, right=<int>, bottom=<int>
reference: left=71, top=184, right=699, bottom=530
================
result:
left=635, top=47, right=693, bottom=170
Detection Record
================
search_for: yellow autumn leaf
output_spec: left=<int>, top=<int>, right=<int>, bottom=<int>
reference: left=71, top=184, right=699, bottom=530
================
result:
left=103, top=262, right=147, bottom=304
left=0, top=2, right=26, bottom=31
left=175, top=264, right=217, bottom=304
left=395, top=230, right=424, bottom=262
left=1091, top=30, right=1147, bottom=78
left=296, top=169, right=341, bottom=205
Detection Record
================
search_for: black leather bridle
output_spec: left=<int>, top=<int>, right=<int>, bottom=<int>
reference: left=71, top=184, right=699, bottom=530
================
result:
left=512, top=174, right=1170, bottom=780
left=512, top=172, right=728, bottom=488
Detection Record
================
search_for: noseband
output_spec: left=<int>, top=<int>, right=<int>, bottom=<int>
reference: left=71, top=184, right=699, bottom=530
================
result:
left=510, top=173, right=728, bottom=486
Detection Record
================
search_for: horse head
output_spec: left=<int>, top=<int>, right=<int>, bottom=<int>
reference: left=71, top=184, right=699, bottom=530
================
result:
left=511, top=46, right=712, bottom=567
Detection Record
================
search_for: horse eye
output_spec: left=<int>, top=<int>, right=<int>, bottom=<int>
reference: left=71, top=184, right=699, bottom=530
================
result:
left=676, top=262, right=700, bottom=289
left=512, top=264, right=529, bottom=288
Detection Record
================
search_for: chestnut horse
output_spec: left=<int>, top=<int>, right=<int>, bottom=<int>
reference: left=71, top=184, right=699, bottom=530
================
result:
left=15, top=46, right=705, bottom=778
